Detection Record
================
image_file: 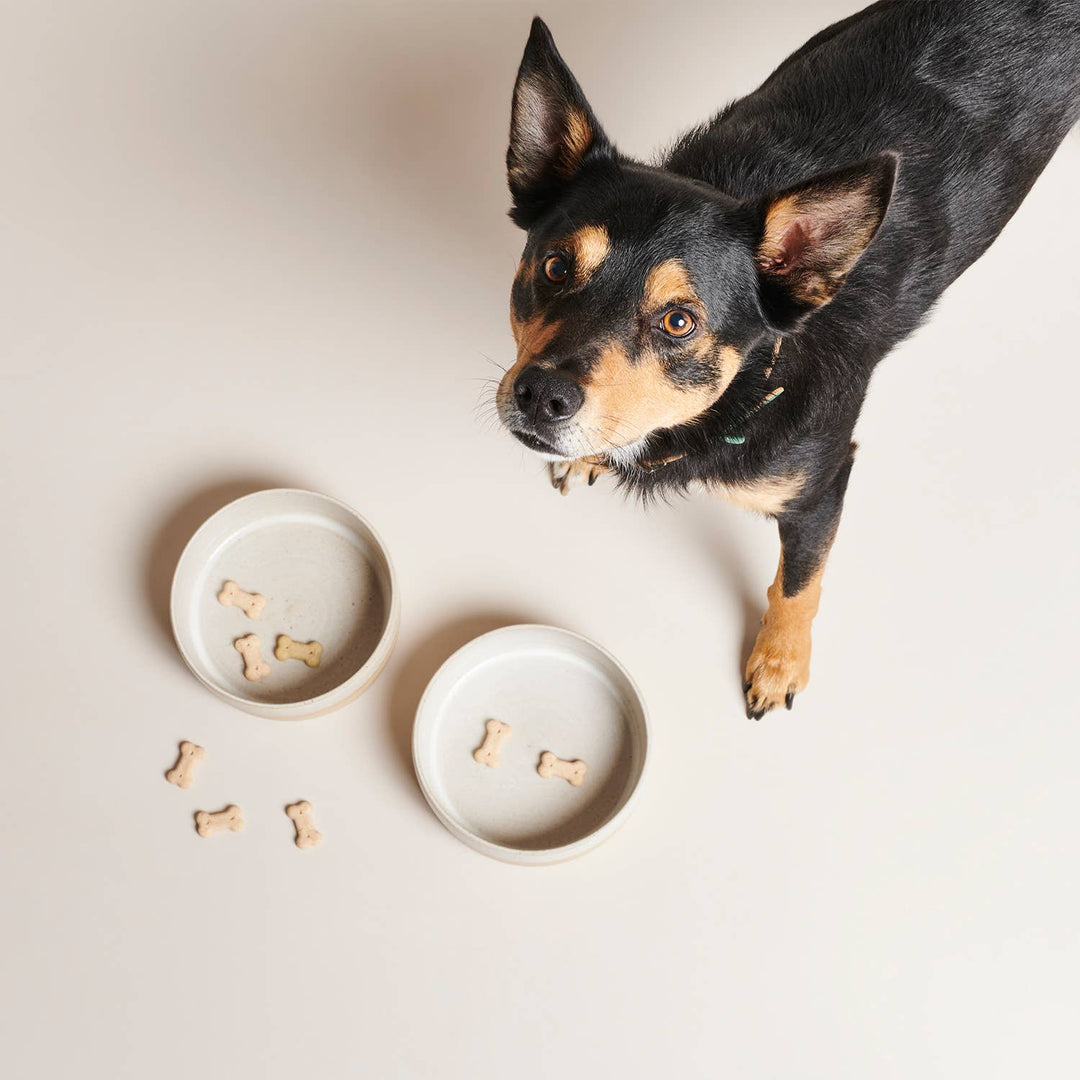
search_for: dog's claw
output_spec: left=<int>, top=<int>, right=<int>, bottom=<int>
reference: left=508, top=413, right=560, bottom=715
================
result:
left=746, top=695, right=769, bottom=721
left=785, top=691, right=795, bottom=710
left=549, top=459, right=606, bottom=495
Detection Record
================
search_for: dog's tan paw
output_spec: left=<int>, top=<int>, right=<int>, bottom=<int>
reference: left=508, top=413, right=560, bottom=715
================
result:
left=550, top=459, right=604, bottom=495
left=743, top=623, right=812, bottom=720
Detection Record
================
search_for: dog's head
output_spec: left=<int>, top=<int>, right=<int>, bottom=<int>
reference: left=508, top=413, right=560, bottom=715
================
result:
left=497, top=18, right=896, bottom=463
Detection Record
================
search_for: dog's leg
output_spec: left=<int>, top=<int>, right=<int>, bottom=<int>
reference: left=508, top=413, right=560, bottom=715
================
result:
left=550, top=457, right=607, bottom=495
left=744, top=448, right=854, bottom=719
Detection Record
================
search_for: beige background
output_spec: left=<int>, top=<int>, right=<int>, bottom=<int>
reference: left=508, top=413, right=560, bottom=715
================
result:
left=2, top=1, right=1078, bottom=1077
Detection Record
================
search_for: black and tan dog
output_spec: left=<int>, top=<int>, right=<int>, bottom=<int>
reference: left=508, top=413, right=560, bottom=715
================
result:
left=496, top=1, right=1080, bottom=718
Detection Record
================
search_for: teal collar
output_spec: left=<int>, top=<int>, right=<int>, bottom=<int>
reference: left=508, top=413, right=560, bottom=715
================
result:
left=721, top=385, right=785, bottom=445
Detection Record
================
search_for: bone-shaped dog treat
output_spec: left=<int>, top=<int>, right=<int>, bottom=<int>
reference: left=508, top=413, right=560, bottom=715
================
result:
left=285, top=800, right=323, bottom=849
left=194, top=804, right=244, bottom=837
left=165, top=740, right=206, bottom=789
left=275, top=634, right=323, bottom=668
left=217, top=580, right=266, bottom=620
left=473, top=719, right=511, bottom=768
left=234, top=634, right=271, bottom=681
left=537, top=751, right=587, bottom=787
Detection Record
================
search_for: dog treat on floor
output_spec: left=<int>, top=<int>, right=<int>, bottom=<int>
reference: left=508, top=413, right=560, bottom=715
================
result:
left=285, top=800, right=323, bottom=849
left=217, top=580, right=266, bottom=620
left=275, top=634, right=323, bottom=668
left=195, top=804, right=244, bottom=837
left=234, top=633, right=271, bottom=681
left=165, top=740, right=205, bottom=789
left=473, top=719, right=512, bottom=768
left=537, top=751, right=587, bottom=787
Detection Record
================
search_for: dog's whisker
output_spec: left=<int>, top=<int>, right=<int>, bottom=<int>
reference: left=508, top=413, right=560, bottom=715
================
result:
left=479, top=351, right=509, bottom=374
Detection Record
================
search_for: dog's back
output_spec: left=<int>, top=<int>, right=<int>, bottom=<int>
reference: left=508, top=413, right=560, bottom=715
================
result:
left=668, top=0, right=1080, bottom=296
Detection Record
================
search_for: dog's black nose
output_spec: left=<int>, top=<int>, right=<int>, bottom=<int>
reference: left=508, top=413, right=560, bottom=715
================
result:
left=513, top=365, right=584, bottom=423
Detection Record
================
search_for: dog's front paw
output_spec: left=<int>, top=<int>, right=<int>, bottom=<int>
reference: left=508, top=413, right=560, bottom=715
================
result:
left=550, top=458, right=604, bottom=495
left=743, top=623, right=812, bottom=720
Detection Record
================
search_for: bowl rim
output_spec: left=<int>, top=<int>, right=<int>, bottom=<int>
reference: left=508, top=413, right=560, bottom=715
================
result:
left=169, top=487, right=400, bottom=719
left=412, top=623, right=649, bottom=864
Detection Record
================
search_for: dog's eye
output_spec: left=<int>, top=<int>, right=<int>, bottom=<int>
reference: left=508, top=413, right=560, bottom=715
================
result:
left=660, top=309, right=696, bottom=337
left=543, top=254, right=569, bottom=283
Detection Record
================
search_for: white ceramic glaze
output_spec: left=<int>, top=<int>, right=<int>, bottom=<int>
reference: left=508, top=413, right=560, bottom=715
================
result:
left=170, top=489, right=399, bottom=719
left=413, top=625, right=649, bottom=864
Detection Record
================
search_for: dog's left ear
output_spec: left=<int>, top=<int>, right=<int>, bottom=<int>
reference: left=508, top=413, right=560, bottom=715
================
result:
left=752, top=153, right=899, bottom=331
left=507, top=18, right=615, bottom=228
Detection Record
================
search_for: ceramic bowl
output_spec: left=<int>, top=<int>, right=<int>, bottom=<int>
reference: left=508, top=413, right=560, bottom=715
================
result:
left=412, top=625, right=649, bottom=864
left=170, top=488, right=399, bottom=719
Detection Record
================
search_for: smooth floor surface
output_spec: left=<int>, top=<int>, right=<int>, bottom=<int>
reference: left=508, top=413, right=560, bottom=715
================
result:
left=2, top=2, right=1078, bottom=1077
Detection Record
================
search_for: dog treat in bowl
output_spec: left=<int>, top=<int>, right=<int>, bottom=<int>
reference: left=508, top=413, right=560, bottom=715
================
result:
left=195, top=804, right=244, bottom=837
left=165, top=740, right=206, bottom=789
left=275, top=634, right=323, bottom=668
left=537, top=751, right=587, bottom=787
left=234, top=634, right=271, bottom=681
left=217, top=580, right=266, bottom=619
left=473, top=719, right=512, bottom=768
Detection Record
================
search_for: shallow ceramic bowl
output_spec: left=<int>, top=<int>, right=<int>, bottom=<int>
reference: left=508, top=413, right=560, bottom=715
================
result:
left=412, top=625, right=649, bottom=864
left=170, top=489, right=399, bottom=719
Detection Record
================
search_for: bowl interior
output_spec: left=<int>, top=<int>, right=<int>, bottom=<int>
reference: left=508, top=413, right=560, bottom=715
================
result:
left=414, top=626, right=648, bottom=859
left=172, top=490, right=393, bottom=708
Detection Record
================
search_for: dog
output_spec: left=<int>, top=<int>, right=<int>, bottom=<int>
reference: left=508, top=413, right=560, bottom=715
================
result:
left=496, top=2, right=1080, bottom=718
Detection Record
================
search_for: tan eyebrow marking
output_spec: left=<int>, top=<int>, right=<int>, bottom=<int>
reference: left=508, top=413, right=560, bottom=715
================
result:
left=565, top=224, right=610, bottom=283
left=643, top=258, right=701, bottom=311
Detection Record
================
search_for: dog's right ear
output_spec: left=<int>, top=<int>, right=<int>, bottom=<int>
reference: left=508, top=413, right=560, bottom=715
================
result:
left=507, top=18, right=615, bottom=228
